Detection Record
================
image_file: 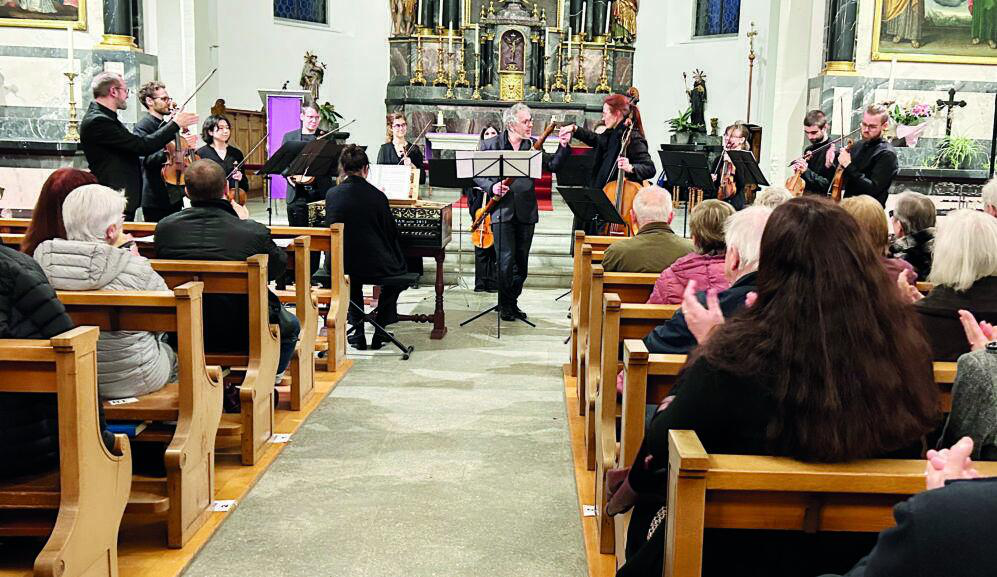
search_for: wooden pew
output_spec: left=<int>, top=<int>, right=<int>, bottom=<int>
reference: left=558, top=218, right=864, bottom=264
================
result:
left=0, top=326, right=132, bottom=577
left=569, top=232, right=625, bottom=378
left=580, top=267, right=666, bottom=465
left=58, top=282, right=224, bottom=548
left=662, top=429, right=997, bottom=577
left=150, top=255, right=277, bottom=466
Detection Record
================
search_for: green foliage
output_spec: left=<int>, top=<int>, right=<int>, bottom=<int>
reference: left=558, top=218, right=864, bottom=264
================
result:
left=933, top=136, right=986, bottom=170
left=667, top=108, right=704, bottom=134
left=317, top=101, right=343, bottom=129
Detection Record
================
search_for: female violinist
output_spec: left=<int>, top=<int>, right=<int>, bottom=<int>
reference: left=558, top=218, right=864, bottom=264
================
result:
left=551, top=92, right=656, bottom=235
left=196, top=114, right=249, bottom=205
left=713, top=123, right=751, bottom=211
left=376, top=112, right=425, bottom=185
left=468, top=125, right=500, bottom=292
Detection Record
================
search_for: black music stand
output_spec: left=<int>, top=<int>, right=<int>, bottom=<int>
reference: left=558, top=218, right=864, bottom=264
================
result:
left=287, top=140, right=345, bottom=183
left=555, top=153, right=595, bottom=186
left=659, top=149, right=716, bottom=237
left=725, top=149, right=770, bottom=188
left=258, top=140, right=308, bottom=226
left=457, top=149, right=541, bottom=337
left=553, top=186, right=628, bottom=304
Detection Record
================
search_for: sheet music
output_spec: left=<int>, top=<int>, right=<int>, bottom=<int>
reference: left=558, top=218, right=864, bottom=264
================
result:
left=368, top=165, right=414, bottom=201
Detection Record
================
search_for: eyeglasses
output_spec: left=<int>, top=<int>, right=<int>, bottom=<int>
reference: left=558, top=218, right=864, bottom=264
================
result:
left=303, top=114, right=320, bottom=121
left=113, top=85, right=130, bottom=95
left=152, top=95, right=171, bottom=101
left=392, top=123, right=408, bottom=129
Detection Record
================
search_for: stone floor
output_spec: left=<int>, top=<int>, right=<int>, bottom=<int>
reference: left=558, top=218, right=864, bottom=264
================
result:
left=181, top=286, right=587, bottom=577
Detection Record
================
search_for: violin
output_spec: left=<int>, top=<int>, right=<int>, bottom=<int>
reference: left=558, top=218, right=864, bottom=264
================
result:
left=471, top=188, right=494, bottom=250
left=785, top=151, right=812, bottom=197
left=829, top=139, right=854, bottom=203
left=603, top=87, right=643, bottom=237
left=161, top=103, right=199, bottom=186
left=717, top=150, right=737, bottom=201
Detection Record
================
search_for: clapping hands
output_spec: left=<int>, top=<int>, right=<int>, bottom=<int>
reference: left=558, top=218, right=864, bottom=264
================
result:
left=926, top=437, right=980, bottom=490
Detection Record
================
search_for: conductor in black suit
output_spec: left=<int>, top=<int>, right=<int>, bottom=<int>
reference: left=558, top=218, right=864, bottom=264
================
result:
left=325, top=145, right=408, bottom=350
left=79, top=72, right=198, bottom=221
left=473, top=103, right=543, bottom=322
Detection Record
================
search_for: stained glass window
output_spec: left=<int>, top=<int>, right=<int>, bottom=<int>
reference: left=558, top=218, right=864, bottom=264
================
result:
left=695, top=0, right=740, bottom=37
left=274, top=0, right=328, bottom=25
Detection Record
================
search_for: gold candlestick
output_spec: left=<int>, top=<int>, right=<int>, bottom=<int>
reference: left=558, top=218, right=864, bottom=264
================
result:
left=410, top=37, right=427, bottom=86
left=551, top=42, right=567, bottom=92
left=445, top=51, right=456, bottom=99
left=471, top=51, right=482, bottom=100
left=433, top=41, right=449, bottom=86
left=455, top=45, right=470, bottom=87
left=63, top=71, right=80, bottom=142
left=572, top=44, right=588, bottom=93
left=541, top=55, right=552, bottom=102
left=595, top=42, right=611, bottom=93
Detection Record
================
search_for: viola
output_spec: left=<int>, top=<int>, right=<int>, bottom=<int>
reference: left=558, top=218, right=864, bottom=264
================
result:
left=161, top=105, right=199, bottom=186
left=785, top=151, right=812, bottom=197
left=471, top=189, right=494, bottom=250
left=829, top=139, right=854, bottom=203
left=717, top=151, right=737, bottom=201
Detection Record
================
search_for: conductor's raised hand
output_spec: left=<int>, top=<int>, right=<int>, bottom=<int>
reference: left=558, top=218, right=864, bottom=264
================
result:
left=558, top=124, right=576, bottom=147
left=173, top=111, right=199, bottom=129
left=492, top=182, right=510, bottom=197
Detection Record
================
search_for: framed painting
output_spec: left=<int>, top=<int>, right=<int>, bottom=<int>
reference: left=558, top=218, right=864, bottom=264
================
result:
left=872, top=0, right=997, bottom=65
left=0, top=0, right=86, bottom=30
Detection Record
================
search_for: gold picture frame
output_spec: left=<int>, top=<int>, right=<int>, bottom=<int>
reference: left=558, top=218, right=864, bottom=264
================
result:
left=0, top=0, right=87, bottom=30
left=872, top=0, right=997, bottom=65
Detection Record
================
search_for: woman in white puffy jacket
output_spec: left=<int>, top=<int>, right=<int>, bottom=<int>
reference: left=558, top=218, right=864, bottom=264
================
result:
left=33, top=184, right=177, bottom=400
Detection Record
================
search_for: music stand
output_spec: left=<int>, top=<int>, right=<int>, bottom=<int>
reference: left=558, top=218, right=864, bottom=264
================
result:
left=555, top=153, right=595, bottom=186
left=287, top=140, right=345, bottom=183
left=659, top=150, right=717, bottom=236
left=257, top=140, right=309, bottom=226
left=553, top=186, right=628, bottom=304
left=726, top=149, right=770, bottom=188
left=427, top=159, right=475, bottom=292
left=456, top=149, right=542, bottom=337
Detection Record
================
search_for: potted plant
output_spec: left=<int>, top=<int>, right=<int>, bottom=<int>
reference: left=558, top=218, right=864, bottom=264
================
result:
left=667, top=108, right=704, bottom=145
left=933, top=136, right=985, bottom=170
left=317, top=101, right=343, bottom=132
left=889, top=100, right=935, bottom=147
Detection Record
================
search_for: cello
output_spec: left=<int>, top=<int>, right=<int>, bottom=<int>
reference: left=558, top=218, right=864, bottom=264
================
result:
left=470, top=121, right=558, bottom=233
left=603, top=87, right=642, bottom=236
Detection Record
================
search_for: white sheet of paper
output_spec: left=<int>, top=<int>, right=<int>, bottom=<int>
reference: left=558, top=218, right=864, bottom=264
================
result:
left=107, top=397, right=139, bottom=405
left=211, top=500, right=237, bottom=512
left=273, top=238, right=294, bottom=248
left=582, top=505, right=597, bottom=517
left=271, top=433, right=292, bottom=443
left=368, top=165, right=413, bottom=201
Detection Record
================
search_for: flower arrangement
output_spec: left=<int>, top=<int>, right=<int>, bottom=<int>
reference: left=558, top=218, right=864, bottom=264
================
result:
left=890, top=101, right=936, bottom=127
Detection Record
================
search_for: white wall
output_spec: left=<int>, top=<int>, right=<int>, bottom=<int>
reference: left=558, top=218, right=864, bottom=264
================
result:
left=154, top=0, right=391, bottom=152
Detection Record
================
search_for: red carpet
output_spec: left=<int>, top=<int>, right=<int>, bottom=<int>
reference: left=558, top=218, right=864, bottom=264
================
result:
left=451, top=171, right=554, bottom=212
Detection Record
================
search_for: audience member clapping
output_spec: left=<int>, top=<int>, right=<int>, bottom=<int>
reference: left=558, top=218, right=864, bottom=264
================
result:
left=889, top=190, right=936, bottom=280
left=33, top=184, right=177, bottom=400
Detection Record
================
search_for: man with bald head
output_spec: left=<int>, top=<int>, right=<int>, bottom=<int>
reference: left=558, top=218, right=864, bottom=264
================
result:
left=601, top=185, right=693, bottom=273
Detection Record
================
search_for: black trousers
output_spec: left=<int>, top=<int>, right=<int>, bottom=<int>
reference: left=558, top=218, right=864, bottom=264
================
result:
left=474, top=245, right=497, bottom=290
left=287, top=199, right=322, bottom=281
left=142, top=201, right=184, bottom=223
left=348, top=281, right=405, bottom=328
left=492, top=219, right=535, bottom=308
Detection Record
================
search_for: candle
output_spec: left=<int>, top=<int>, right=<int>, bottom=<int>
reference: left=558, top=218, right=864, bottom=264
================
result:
left=438, top=0, right=443, bottom=28
left=417, top=0, right=423, bottom=26
left=580, top=4, right=586, bottom=38
left=566, top=27, right=572, bottom=88
left=448, top=21, right=453, bottom=52
left=475, top=25, right=480, bottom=48
left=66, top=25, right=74, bottom=72
left=437, top=110, right=444, bottom=126
left=605, top=1, right=612, bottom=35
left=888, top=56, right=897, bottom=97
left=558, top=2, right=564, bottom=30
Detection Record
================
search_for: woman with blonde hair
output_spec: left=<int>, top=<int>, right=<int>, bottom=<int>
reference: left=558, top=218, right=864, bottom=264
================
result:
left=647, top=199, right=733, bottom=305
left=376, top=111, right=425, bottom=184
left=840, top=194, right=915, bottom=284
left=902, top=209, right=997, bottom=360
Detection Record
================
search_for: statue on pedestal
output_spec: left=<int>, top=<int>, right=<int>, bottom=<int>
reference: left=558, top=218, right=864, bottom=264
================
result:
left=685, top=69, right=708, bottom=132
left=611, top=0, right=639, bottom=43
left=300, top=52, right=326, bottom=104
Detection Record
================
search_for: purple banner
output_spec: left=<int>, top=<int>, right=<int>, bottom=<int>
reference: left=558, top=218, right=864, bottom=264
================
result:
left=266, top=95, right=304, bottom=200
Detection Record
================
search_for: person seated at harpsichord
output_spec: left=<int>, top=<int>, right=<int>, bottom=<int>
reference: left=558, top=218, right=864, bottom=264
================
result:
left=325, top=144, right=408, bottom=351
left=609, top=196, right=940, bottom=577
left=600, top=185, right=692, bottom=274
left=154, top=160, right=299, bottom=407
left=33, top=184, right=177, bottom=400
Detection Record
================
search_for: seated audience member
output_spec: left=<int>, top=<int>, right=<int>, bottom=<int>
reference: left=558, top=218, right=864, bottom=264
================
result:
left=899, top=209, right=997, bottom=361
left=601, top=185, right=693, bottom=273
left=889, top=190, right=936, bottom=280
left=154, top=160, right=299, bottom=390
left=822, top=436, right=997, bottom=577
left=21, top=167, right=98, bottom=256
left=937, top=313, right=997, bottom=460
left=647, top=199, right=734, bottom=305
left=611, top=196, right=939, bottom=577
left=753, top=185, right=793, bottom=209
left=642, top=205, right=770, bottom=354
left=34, top=185, right=176, bottom=399
left=0, top=241, right=116, bottom=478
left=325, top=144, right=408, bottom=350
left=983, top=176, right=997, bottom=218
left=840, top=195, right=916, bottom=284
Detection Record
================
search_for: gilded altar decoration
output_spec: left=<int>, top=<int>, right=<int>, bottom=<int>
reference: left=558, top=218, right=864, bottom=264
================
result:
left=872, top=0, right=997, bottom=65
left=390, top=0, right=418, bottom=36
left=500, top=29, right=526, bottom=71
left=611, top=0, right=638, bottom=44
left=299, top=52, right=327, bottom=103
left=0, top=0, right=86, bottom=29
left=499, top=69, right=525, bottom=101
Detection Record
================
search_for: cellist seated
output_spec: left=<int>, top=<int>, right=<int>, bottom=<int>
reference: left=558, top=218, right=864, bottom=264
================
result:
left=601, top=186, right=693, bottom=274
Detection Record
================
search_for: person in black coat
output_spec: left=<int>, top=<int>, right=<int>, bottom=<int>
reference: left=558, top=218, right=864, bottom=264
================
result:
left=0, top=241, right=115, bottom=479
left=133, top=81, right=192, bottom=222
left=79, top=72, right=198, bottom=221
left=325, top=145, right=408, bottom=350
left=833, top=104, right=899, bottom=207
left=467, top=125, right=500, bottom=292
left=154, top=160, right=299, bottom=390
left=376, top=112, right=425, bottom=281
left=280, top=102, right=331, bottom=227
left=790, top=109, right=838, bottom=196
left=551, top=93, right=657, bottom=234
left=196, top=114, right=250, bottom=197
left=473, top=103, right=549, bottom=321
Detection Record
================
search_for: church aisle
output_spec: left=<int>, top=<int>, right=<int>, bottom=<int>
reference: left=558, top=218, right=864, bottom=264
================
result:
left=182, top=287, right=588, bottom=577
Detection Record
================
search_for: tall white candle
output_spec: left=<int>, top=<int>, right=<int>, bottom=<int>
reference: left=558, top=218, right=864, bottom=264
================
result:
left=475, top=25, right=480, bottom=49
left=417, top=0, right=423, bottom=26
left=66, top=25, right=74, bottom=72
left=605, top=1, right=612, bottom=35
left=581, top=4, right=586, bottom=38
left=558, top=2, right=564, bottom=30
left=566, top=27, right=573, bottom=88
left=438, top=0, right=443, bottom=28
left=888, top=56, right=897, bottom=97
left=448, top=21, right=453, bottom=52
left=437, top=110, right=444, bottom=126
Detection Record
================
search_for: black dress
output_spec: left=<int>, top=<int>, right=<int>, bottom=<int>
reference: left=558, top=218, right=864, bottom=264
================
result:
left=375, top=141, right=424, bottom=278
left=196, top=144, right=250, bottom=193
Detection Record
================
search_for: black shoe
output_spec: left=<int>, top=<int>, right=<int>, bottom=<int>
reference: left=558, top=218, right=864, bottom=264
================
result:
left=500, top=307, right=518, bottom=322
left=348, top=333, right=367, bottom=350
left=486, top=287, right=499, bottom=293
left=370, top=330, right=394, bottom=350
left=474, top=286, right=489, bottom=293
left=513, top=306, right=528, bottom=320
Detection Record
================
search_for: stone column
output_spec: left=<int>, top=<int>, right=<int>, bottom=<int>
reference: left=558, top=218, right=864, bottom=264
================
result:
left=592, top=0, right=608, bottom=39
left=423, top=0, right=440, bottom=29
left=442, top=0, right=461, bottom=29
left=97, top=0, right=139, bottom=50
left=569, top=0, right=583, bottom=34
left=824, top=0, right=857, bottom=73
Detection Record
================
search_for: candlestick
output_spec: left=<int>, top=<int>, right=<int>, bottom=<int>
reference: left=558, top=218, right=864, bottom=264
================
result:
left=565, top=42, right=573, bottom=102
left=410, top=37, right=428, bottom=85
left=433, top=41, right=449, bottom=86
left=445, top=50, right=456, bottom=99
left=66, top=25, right=74, bottom=72
left=551, top=43, right=567, bottom=93
left=572, top=45, right=588, bottom=93
left=455, top=44, right=470, bottom=87
left=64, top=71, right=80, bottom=142
left=472, top=52, right=482, bottom=100
left=541, top=55, right=552, bottom=102
left=595, top=42, right=611, bottom=93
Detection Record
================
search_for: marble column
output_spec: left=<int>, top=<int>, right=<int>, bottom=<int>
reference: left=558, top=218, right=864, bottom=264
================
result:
left=98, top=0, right=139, bottom=50
left=423, top=0, right=440, bottom=29
left=569, top=0, right=583, bottom=34
left=592, top=0, right=608, bottom=38
left=825, top=0, right=857, bottom=73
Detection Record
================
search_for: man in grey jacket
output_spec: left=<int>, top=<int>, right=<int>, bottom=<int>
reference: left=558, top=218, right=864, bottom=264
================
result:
left=33, top=184, right=177, bottom=399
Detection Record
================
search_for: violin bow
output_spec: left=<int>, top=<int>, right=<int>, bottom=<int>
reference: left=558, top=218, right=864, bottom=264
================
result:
left=227, top=130, right=270, bottom=181
left=398, top=121, right=434, bottom=165
left=315, top=118, right=357, bottom=141
left=158, top=67, right=218, bottom=128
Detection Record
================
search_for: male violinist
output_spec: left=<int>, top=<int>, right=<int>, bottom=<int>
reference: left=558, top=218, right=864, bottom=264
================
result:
left=281, top=101, right=330, bottom=228
left=790, top=110, right=837, bottom=196
left=80, top=72, right=198, bottom=221
left=134, top=81, right=198, bottom=222
left=829, top=103, right=899, bottom=207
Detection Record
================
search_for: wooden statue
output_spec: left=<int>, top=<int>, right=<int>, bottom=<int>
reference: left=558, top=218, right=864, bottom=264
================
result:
left=299, top=52, right=326, bottom=104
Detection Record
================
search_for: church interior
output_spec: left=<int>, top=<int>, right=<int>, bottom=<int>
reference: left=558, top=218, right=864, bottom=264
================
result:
left=1, top=0, right=997, bottom=576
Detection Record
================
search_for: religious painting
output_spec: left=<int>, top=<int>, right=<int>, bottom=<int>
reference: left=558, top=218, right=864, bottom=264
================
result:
left=872, top=0, right=997, bottom=65
left=0, top=0, right=86, bottom=30
left=390, top=0, right=418, bottom=36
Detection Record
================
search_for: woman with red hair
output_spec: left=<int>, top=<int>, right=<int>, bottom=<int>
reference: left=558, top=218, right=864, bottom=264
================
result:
left=21, top=168, right=98, bottom=256
left=551, top=91, right=656, bottom=235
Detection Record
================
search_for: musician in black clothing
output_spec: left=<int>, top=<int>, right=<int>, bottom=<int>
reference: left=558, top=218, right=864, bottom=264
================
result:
left=712, top=123, right=752, bottom=211
left=791, top=109, right=838, bottom=196
left=134, top=81, right=196, bottom=222
left=196, top=114, right=249, bottom=197
left=551, top=93, right=657, bottom=234
left=831, top=103, right=899, bottom=207
left=376, top=112, right=425, bottom=281
left=80, top=72, right=198, bottom=221
left=281, top=101, right=331, bottom=228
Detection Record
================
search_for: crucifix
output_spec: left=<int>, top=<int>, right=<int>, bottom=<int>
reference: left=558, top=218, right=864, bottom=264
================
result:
left=936, top=88, right=967, bottom=137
